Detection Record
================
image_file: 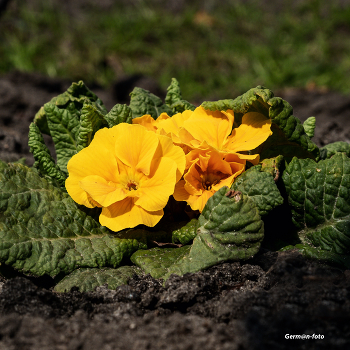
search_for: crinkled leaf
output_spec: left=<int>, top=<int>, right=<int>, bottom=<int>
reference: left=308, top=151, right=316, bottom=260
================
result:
left=33, top=81, right=109, bottom=176
left=165, top=78, right=196, bottom=113
left=295, top=244, right=350, bottom=269
left=283, top=153, right=350, bottom=256
left=303, top=116, right=316, bottom=139
left=34, top=81, right=107, bottom=136
left=28, top=123, right=66, bottom=187
left=60, top=81, right=107, bottom=115
left=231, top=162, right=284, bottom=217
left=260, top=155, right=284, bottom=178
left=201, top=86, right=319, bottom=161
left=34, top=104, right=56, bottom=136
left=0, top=163, right=146, bottom=277
left=104, top=104, right=132, bottom=128
left=201, top=85, right=273, bottom=124
left=172, top=218, right=198, bottom=245
left=129, top=87, right=172, bottom=119
left=319, top=141, right=350, bottom=160
left=76, top=102, right=108, bottom=152
left=44, top=102, right=80, bottom=175
left=116, top=229, right=172, bottom=246
left=131, top=246, right=191, bottom=279
left=13, top=158, right=26, bottom=165
left=132, top=187, right=264, bottom=280
left=54, top=266, right=143, bottom=293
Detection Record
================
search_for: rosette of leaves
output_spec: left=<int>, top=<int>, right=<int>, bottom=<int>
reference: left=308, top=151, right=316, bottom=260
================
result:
left=0, top=79, right=323, bottom=292
left=282, top=149, right=350, bottom=268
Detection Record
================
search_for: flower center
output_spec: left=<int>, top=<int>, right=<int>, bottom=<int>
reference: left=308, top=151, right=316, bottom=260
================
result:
left=127, top=181, right=138, bottom=191
left=200, top=173, right=223, bottom=190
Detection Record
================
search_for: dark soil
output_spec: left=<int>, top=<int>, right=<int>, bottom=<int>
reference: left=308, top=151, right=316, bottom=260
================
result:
left=1, top=71, right=350, bottom=349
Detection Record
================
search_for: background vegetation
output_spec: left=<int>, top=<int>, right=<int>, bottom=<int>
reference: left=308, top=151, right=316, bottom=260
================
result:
left=1, top=0, right=350, bottom=102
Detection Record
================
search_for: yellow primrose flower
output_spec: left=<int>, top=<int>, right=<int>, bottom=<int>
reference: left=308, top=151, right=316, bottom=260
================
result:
left=173, top=149, right=246, bottom=212
left=65, top=123, right=186, bottom=231
left=133, top=106, right=272, bottom=164
left=178, top=106, right=272, bottom=164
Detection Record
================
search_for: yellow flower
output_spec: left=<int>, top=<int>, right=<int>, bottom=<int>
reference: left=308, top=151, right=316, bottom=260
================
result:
left=178, top=107, right=272, bottom=164
left=65, top=123, right=186, bottom=231
left=173, top=149, right=245, bottom=212
left=133, top=106, right=272, bottom=164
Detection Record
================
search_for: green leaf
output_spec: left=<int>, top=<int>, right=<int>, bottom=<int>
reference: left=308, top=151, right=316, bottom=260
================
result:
left=132, top=186, right=264, bottom=280
left=28, top=123, right=66, bottom=187
left=201, top=86, right=319, bottom=161
left=129, top=87, right=172, bottom=119
left=76, top=102, right=108, bottom=152
left=165, top=78, right=196, bottom=113
left=32, top=81, right=109, bottom=177
left=34, top=105, right=55, bottom=136
left=296, top=244, right=350, bottom=269
left=131, top=246, right=191, bottom=279
left=0, top=163, right=146, bottom=277
left=231, top=161, right=284, bottom=217
left=44, top=102, right=80, bottom=175
left=319, top=141, right=350, bottom=160
left=172, top=218, right=198, bottom=245
left=260, top=155, right=284, bottom=178
left=303, top=116, right=316, bottom=139
left=282, top=153, right=350, bottom=255
left=34, top=81, right=107, bottom=136
left=0, top=159, right=7, bottom=171
left=62, top=81, right=107, bottom=115
left=104, top=104, right=132, bottom=128
left=54, top=266, right=143, bottom=293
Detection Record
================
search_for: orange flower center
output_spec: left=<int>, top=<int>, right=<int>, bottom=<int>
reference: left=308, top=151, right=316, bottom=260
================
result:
left=127, top=181, right=138, bottom=191
left=200, top=172, right=225, bottom=190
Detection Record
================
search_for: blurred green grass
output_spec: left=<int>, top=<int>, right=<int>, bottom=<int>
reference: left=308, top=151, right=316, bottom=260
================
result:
left=1, top=0, right=350, bottom=101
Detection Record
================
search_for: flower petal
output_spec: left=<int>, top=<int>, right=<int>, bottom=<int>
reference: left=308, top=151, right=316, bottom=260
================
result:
left=79, top=175, right=127, bottom=207
left=65, top=176, right=96, bottom=208
left=186, top=190, right=214, bottom=212
left=183, top=163, right=203, bottom=196
left=173, top=180, right=191, bottom=201
left=135, top=157, right=177, bottom=211
left=211, top=174, right=237, bottom=191
left=66, top=128, right=120, bottom=182
left=65, top=127, right=120, bottom=207
left=186, top=149, right=210, bottom=170
left=114, top=123, right=159, bottom=175
left=156, top=110, right=192, bottom=136
left=234, top=153, right=260, bottom=165
left=154, top=134, right=186, bottom=182
left=225, top=112, right=272, bottom=153
left=132, top=114, right=158, bottom=132
left=182, top=106, right=234, bottom=150
left=206, top=150, right=233, bottom=175
left=100, top=198, right=163, bottom=231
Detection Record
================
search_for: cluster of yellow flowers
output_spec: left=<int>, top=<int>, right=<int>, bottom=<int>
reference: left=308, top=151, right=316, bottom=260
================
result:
left=65, top=107, right=272, bottom=231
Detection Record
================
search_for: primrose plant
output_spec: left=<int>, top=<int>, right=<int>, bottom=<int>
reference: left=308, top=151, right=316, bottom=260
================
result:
left=0, top=78, right=350, bottom=292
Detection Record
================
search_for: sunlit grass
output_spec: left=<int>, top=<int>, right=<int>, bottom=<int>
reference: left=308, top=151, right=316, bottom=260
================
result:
left=1, top=0, right=350, bottom=101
